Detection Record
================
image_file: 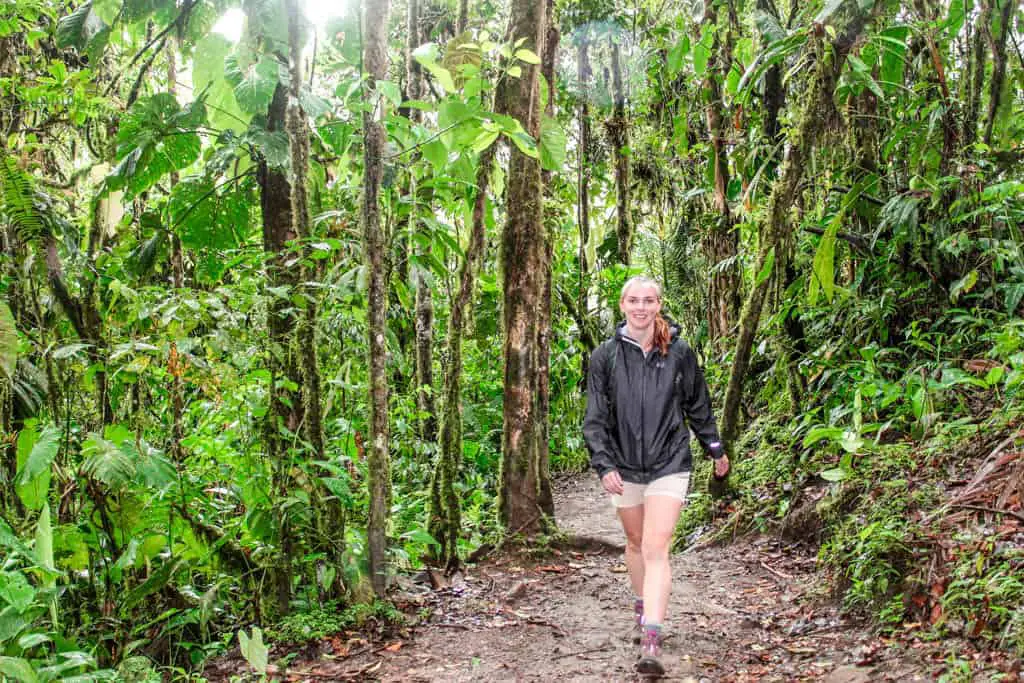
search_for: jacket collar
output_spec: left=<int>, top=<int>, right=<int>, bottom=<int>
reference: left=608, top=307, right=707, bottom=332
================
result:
left=614, top=319, right=681, bottom=350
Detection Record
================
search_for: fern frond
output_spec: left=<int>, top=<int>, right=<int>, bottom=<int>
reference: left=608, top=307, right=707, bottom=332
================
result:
left=0, top=155, right=47, bottom=241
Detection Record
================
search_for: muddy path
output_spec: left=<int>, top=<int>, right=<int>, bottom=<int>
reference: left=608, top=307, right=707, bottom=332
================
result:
left=206, top=475, right=939, bottom=682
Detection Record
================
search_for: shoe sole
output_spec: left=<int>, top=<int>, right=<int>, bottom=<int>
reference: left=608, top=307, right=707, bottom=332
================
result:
left=635, top=657, right=665, bottom=677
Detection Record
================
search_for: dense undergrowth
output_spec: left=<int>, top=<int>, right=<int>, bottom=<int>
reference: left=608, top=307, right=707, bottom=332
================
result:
left=678, top=311, right=1024, bottom=673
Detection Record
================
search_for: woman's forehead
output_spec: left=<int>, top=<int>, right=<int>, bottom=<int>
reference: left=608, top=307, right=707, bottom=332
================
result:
left=622, top=284, right=660, bottom=298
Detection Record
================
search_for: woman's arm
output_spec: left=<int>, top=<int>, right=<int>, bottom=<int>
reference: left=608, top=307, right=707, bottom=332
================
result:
left=582, top=344, right=621, bottom=478
left=678, top=343, right=725, bottom=460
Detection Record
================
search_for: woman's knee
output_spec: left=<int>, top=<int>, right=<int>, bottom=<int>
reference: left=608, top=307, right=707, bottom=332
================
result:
left=640, top=536, right=670, bottom=563
left=625, top=534, right=643, bottom=553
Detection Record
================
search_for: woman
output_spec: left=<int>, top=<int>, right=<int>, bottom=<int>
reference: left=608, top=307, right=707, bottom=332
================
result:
left=582, top=276, right=729, bottom=676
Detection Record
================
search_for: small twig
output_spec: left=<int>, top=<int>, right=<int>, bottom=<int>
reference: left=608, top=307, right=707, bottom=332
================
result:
left=526, top=616, right=568, bottom=637
left=551, top=646, right=606, bottom=661
left=759, top=559, right=793, bottom=581
left=383, top=118, right=476, bottom=160
left=951, top=504, right=1024, bottom=525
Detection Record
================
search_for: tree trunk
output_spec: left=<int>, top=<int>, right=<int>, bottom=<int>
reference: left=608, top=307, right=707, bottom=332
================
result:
left=609, top=38, right=632, bottom=265
left=963, top=2, right=991, bottom=148
left=257, top=80, right=301, bottom=615
left=702, top=4, right=740, bottom=352
left=167, top=38, right=186, bottom=465
left=983, top=0, right=1014, bottom=145
left=496, top=0, right=548, bottom=534
left=576, top=37, right=593, bottom=383
left=720, top=8, right=868, bottom=449
left=536, top=0, right=558, bottom=518
left=428, top=143, right=497, bottom=567
left=362, top=0, right=393, bottom=597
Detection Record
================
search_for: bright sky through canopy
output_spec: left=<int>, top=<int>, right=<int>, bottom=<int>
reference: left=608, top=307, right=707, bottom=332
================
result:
left=212, top=0, right=344, bottom=42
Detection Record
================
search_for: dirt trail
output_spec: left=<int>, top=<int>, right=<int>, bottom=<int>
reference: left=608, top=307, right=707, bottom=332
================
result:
left=208, top=475, right=938, bottom=681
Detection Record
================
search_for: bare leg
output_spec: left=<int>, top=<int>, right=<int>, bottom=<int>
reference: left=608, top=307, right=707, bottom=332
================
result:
left=617, top=504, right=645, bottom=597
left=640, top=495, right=684, bottom=624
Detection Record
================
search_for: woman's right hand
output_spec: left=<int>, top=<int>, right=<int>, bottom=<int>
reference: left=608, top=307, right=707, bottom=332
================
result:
left=601, top=470, right=624, bottom=495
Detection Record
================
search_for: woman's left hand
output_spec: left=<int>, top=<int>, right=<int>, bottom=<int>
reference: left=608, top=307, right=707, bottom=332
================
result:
left=713, top=454, right=730, bottom=479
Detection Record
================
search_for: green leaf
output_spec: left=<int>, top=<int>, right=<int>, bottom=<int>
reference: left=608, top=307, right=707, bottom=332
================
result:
left=753, top=9, right=786, bottom=42
left=193, top=34, right=249, bottom=132
left=56, top=1, right=107, bottom=52
left=0, top=572, right=35, bottom=614
left=755, top=247, right=775, bottom=286
left=107, top=93, right=205, bottom=196
left=122, top=558, right=184, bottom=612
left=16, top=426, right=60, bottom=511
left=377, top=80, right=402, bottom=108
left=693, top=25, right=714, bottom=78
left=0, top=518, right=33, bottom=559
left=422, top=139, right=448, bottom=170
left=239, top=627, right=268, bottom=674
left=810, top=220, right=838, bottom=305
left=35, top=505, right=57, bottom=627
left=814, top=0, right=846, bottom=24
left=819, top=467, right=849, bottom=482
left=0, top=302, right=15, bottom=380
left=81, top=433, right=136, bottom=488
left=949, top=269, right=978, bottom=303
left=539, top=116, right=566, bottom=171
left=513, top=48, right=541, bottom=64
left=0, top=656, right=39, bottom=683
left=667, top=36, right=688, bottom=75
left=226, top=55, right=281, bottom=115
left=168, top=177, right=249, bottom=250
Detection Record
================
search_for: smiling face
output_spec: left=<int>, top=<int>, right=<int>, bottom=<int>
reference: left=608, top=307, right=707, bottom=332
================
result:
left=619, top=282, right=662, bottom=334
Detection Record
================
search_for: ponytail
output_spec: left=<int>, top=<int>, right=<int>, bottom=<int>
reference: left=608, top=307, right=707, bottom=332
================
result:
left=653, top=314, right=670, bottom=356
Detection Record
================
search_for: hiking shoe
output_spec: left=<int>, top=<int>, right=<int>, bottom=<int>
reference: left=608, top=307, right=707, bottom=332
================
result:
left=636, top=626, right=664, bottom=676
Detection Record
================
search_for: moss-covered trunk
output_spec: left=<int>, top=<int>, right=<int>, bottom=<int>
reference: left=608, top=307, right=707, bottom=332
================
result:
left=362, top=0, right=392, bottom=597
left=609, top=38, right=632, bottom=265
left=496, top=0, right=548, bottom=534
left=257, top=82, right=300, bottom=616
left=720, top=6, right=869, bottom=448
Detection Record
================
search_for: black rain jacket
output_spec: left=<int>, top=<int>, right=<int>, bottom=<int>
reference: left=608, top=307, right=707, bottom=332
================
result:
left=583, top=322, right=723, bottom=484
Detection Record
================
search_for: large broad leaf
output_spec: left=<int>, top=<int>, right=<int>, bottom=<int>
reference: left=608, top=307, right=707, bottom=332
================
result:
left=193, top=34, right=250, bottom=132
left=809, top=220, right=838, bottom=305
left=539, top=116, right=567, bottom=171
left=0, top=657, right=39, bottom=683
left=225, top=55, right=281, bottom=116
left=106, top=94, right=206, bottom=196
left=56, top=1, right=107, bottom=52
left=168, top=177, right=250, bottom=250
left=15, top=425, right=60, bottom=511
left=81, top=431, right=137, bottom=489
left=0, top=302, right=15, bottom=380
left=692, top=24, right=715, bottom=78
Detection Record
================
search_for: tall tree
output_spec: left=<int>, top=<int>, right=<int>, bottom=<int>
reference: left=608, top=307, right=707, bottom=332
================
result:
left=701, top=1, right=740, bottom=352
left=496, top=0, right=550, bottom=533
left=720, top=2, right=870, bottom=448
left=362, top=0, right=393, bottom=596
left=407, top=0, right=437, bottom=444
left=609, top=35, right=633, bottom=264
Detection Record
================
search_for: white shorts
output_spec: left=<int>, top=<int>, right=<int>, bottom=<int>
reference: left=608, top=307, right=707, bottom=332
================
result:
left=611, top=472, right=691, bottom=508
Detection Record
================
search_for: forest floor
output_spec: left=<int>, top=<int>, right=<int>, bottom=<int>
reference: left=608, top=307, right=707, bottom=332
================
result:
left=205, top=475, right=974, bottom=682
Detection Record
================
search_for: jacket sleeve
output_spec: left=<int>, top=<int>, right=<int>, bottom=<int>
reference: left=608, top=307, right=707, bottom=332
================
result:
left=679, top=343, right=725, bottom=459
left=582, top=344, right=620, bottom=478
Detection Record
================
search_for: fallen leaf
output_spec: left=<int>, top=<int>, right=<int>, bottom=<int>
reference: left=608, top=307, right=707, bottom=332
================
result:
left=384, top=641, right=403, bottom=652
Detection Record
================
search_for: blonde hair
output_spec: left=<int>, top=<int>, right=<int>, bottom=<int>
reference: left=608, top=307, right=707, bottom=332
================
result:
left=620, top=276, right=671, bottom=356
